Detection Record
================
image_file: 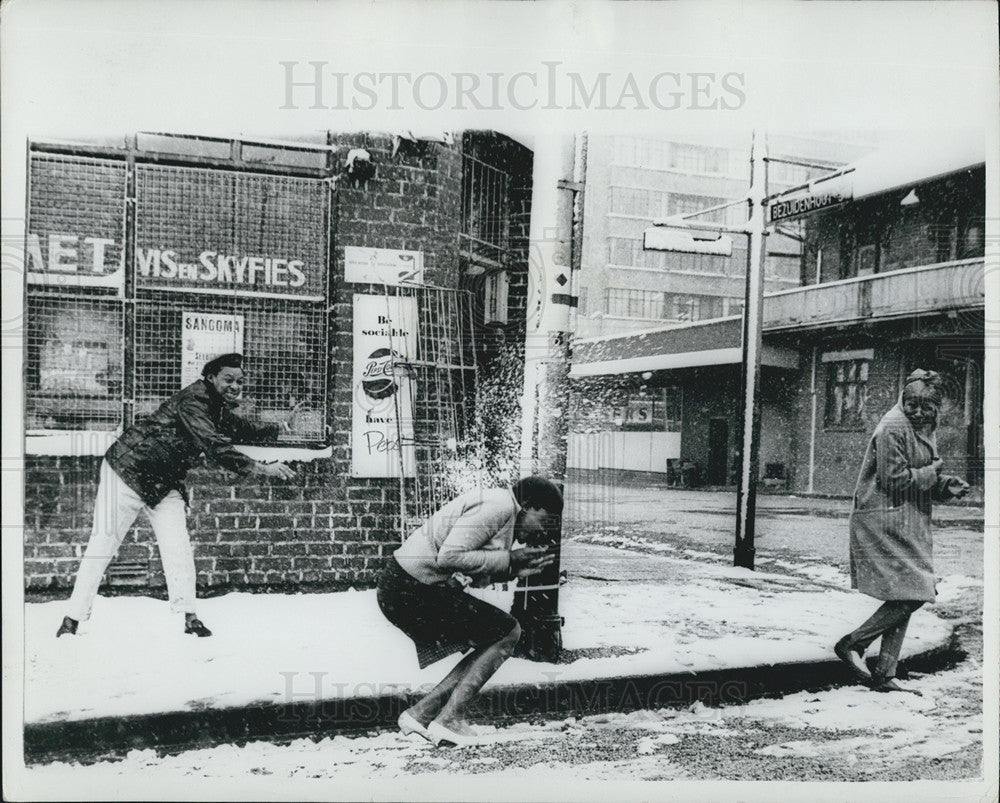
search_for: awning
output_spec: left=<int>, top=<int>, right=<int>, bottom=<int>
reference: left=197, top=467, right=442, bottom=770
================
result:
left=571, top=317, right=798, bottom=378
left=570, top=345, right=798, bottom=377
left=769, top=130, right=985, bottom=222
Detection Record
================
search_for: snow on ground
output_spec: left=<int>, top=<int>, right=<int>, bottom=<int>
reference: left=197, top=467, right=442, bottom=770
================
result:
left=23, top=658, right=983, bottom=787
left=25, top=551, right=956, bottom=724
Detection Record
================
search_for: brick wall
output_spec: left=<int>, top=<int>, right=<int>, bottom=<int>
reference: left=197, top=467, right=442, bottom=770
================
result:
left=24, top=131, right=532, bottom=597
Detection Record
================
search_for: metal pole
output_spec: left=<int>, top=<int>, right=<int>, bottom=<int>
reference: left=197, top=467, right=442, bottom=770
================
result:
left=734, top=130, right=768, bottom=570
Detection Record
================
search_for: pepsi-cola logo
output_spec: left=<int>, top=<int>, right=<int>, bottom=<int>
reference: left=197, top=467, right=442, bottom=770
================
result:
left=361, top=348, right=398, bottom=400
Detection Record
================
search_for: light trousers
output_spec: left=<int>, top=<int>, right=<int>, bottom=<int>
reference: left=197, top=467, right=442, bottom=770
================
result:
left=66, top=460, right=197, bottom=621
left=842, top=600, right=925, bottom=680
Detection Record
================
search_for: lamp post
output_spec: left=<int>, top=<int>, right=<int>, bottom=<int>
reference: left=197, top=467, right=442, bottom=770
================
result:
left=644, top=130, right=769, bottom=570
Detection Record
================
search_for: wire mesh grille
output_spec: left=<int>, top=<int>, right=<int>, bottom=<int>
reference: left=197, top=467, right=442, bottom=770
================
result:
left=461, top=154, right=512, bottom=267
left=135, top=165, right=327, bottom=298
left=26, top=149, right=330, bottom=442
left=27, top=155, right=127, bottom=278
left=133, top=296, right=327, bottom=440
left=387, top=285, right=478, bottom=528
left=25, top=294, right=125, bottom=431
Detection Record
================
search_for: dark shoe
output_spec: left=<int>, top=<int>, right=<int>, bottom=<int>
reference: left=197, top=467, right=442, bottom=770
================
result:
left=834, top=637, right=870, bottom=681
left=870, top=676, right=923, bottom=696
left=184, top=617, right=212, bottom=637
left=56, top=616, right=78, bottom=637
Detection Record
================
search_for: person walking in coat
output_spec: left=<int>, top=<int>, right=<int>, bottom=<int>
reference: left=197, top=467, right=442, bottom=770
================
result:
left=57, top=353, right=299, bottom=638
left=376, top=476, right=562, bottom=747
left=835, top=369, right=969, bottom=693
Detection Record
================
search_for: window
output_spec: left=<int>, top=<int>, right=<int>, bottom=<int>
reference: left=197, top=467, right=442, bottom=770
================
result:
left=608, top=237, right=642, bottom=265
left=667, top=193, right=728, bottom=224
left=483, top=270, right=509, bottom=325
left=661, top=293, right=727, bottom=322
left=604, top=288, right=664, bottom=320
left=765, top=253, right=801, bottom=281
left=26, top=297, right=124, bottom=431
left=824, top=359, right=869, bottom=429
left=609, top=187, right=651, bottom=216
left=612, top=387, right=682, bottom=432
left=25, top=150, right=330, bottom=445
left=669, top=144, right=725, bottom=174
left=669, top=252, right=728, bottom=275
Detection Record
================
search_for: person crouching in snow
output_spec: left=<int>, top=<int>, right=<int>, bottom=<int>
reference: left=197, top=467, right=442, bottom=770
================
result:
left=57, top=353, right=299, bottom=639
left=835, top=369, right=969, bottom=693
left=377, top=476, right=563, bottom=746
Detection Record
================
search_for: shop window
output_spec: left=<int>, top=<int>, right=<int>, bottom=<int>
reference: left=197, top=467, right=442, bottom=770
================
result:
left=824, top=358, right=869, bottom=429
left=25, top=149, right=330, bottom=449
left=613, top=387, right=682, bottom=432
left=25, top=296, right=124, bottom=431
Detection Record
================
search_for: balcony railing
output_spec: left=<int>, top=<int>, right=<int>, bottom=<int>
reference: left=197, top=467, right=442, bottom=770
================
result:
left=763, top=258, right=984, bottom=331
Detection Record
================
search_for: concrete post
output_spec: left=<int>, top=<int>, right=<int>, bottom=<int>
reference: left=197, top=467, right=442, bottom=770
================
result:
left=514, top=133, right=582, bottom=660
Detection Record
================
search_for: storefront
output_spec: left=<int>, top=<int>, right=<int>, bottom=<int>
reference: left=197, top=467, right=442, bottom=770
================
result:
left=22, top=131, right=534, bottom=593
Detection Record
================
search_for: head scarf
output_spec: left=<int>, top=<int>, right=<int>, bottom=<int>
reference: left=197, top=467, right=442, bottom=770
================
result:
left=901, top=368, right=943, bottom=405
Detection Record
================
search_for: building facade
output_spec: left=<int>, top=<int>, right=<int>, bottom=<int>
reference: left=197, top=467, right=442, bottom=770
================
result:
left=22, top=130, right=533, bottom=594
left=569, top=134, right=986, bottom=497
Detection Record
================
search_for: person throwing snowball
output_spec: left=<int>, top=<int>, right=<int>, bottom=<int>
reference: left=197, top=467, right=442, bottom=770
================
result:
left=377, top=476, right=563, bottom=746
left=57, top=353, right=299, bottom=639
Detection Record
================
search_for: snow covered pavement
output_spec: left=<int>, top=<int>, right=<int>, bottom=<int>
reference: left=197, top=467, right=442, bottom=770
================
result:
left=25, top=543, right=958, bottom=725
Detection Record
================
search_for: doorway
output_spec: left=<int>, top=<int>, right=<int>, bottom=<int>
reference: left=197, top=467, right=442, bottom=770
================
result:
left=707, top=418, right=729, bottom=485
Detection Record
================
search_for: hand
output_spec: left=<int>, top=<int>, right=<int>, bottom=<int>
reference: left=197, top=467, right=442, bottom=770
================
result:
left=510, top=546, right=555, bottom=578
left=255, top=461, right=296, bottom=480
left=946, top=476, right=970, bottom=499
left=930, top=458, right=944, bottom=474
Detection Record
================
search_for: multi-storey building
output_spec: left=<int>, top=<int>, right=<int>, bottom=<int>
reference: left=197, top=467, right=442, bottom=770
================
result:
left=576, top=133, right=872, bottom=339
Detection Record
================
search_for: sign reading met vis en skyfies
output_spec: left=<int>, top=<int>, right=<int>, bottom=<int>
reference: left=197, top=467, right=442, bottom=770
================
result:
left=25, top=157, right=327, bottom=299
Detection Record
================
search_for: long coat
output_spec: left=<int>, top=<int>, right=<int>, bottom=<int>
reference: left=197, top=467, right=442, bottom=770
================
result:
left=849, top=403, right=963, bottom=602
left=105, top=379, right=280, bottom=507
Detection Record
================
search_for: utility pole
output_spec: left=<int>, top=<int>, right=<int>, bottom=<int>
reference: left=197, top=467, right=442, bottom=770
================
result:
left=643, top=130, right=769, bottom=571
left=733, top=132, right=769, bottom=570
left=515, top=133, right=584, bottom=660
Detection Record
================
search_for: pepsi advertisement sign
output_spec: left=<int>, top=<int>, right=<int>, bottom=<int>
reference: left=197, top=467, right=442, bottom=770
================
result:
left=351, top=294, right=418, bottom=477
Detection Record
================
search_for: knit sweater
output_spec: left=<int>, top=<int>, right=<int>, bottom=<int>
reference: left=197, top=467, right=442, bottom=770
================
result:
left=393, top=488, right=520, bottom=585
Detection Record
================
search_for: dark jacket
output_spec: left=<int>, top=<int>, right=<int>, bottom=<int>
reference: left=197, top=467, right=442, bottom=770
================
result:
left=848, top=403, right=964, bottom=602
left=105, top=380, right=280, bottom=507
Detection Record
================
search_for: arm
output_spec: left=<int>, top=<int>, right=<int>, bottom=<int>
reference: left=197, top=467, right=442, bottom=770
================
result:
left=219, top=406, right=281, bottom=445
left=177, top=396, right=266, bottom=476
left=436, top=498, right=514, bottom=578
left=875, top=425, right=938, bottom=497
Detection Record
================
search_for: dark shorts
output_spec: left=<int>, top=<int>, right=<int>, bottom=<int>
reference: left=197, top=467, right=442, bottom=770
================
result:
left=376, top=556, right=518, bottom=669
